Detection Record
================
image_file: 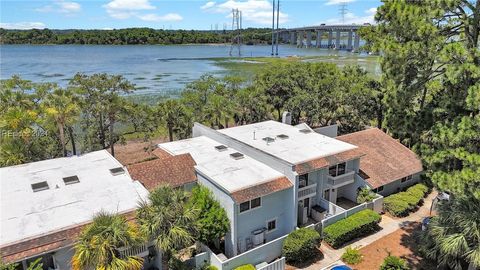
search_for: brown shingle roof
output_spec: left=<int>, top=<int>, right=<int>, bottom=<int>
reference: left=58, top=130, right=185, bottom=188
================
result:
left=0, top=212, right=136, bottom=264
left=152, top=148, right=174, bottom=159
left=337, top=128, right=423, bottom=188
left=127, top=153, right=197, bottom=190
left=294, top=148, right=365, bottom=175
left=231, top=176, right=293, bottom=203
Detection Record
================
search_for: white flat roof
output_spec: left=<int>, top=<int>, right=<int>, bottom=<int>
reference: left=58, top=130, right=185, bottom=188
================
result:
left=218, top=121, right=358, bottom=165
left=0, top=150, right=149, bottom=246
left=159, top=136, right=286, bottom=193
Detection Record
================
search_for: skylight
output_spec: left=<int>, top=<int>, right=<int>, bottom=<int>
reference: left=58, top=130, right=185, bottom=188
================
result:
left=63, top=175, right=80, bottom=185
left=230, top=152, right=244, bottom=160
left=31, top=181, right=49, bottom=192
left=215, top=145, right=228, bottom=151
left=299, top=129, right=312, bottom=134
left=110, top=167, right=125, bottom=176
left=262, top=137, right=275, bottom=143
left=277, top=134, right=289, bottom=139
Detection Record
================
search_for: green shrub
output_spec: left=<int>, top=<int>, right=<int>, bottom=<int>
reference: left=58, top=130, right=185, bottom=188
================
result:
left=282, top=227, right=321, bottom=263
left=234, top=264, right=255, bottom=270
left=341, top=246, right=363, bottom=265
left=201, top=264, right=218, bottom=270
left=323, top=209, right=381, bottom=249
left=357, top=187, right=376, bottom=203
left=380, top=255, right=409, bottom=270
left=384, top=184, right=429, bottom=217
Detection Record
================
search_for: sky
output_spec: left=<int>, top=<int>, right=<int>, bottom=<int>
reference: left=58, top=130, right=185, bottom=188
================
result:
left=0, top=0, right=381, bottom=30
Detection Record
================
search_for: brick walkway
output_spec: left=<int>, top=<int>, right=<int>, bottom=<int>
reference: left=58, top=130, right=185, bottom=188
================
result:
left=298, top=191, right=437, bottom=270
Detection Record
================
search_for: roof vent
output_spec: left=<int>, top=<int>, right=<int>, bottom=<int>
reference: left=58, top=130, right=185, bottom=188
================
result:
left=215, top=145, right=228, bottom=151
left=277, top=134, right=289, bottom=139
left=110, top=167, right=125, bottom=176
left=262, top=137, right=275, bottom=143
left=31, top=181, right=49, bottom=192
left=299, top=129, right=312, bottom=134
left=63, top=175, right=80, bottom=185
left=230, top=152, right=244, bottom=160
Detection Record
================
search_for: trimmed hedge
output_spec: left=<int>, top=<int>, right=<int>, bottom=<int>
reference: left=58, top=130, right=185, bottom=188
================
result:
left=282, top=227, right=321, bottom=263
left=384, top=183, right=429, bottom=217
left=323, top=209, right=381, bottom=249
left=234, top=265, right=255, bottom=270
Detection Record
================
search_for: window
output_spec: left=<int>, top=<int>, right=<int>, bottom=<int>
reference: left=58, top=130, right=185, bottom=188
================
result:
left=63, top=175, right=80, bottom=185
left=337, top=162, right=346, bottom=175
left=377, top=185, right=384, bottom=192
left=267, top=219, right=277, bottom=232
left=329, top=166, right=337, bottom=177
left=406, top=175, right=413, bottom=181
left=31, top=181, right=49, bottom=192
left=401, top=177, right=407, bottom=183
left=251, top=197, right=261, bottom=208
left=299, top=174, right=309, bottom=187
left=239, top=197, right=261, bottom=213
left=240, top=201, right=250, bottom=213
left=329, top=162, right=347, bottom=177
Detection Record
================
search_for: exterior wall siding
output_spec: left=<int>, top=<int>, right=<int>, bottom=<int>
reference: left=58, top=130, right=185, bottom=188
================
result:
left=235, top=187, right=295, bottom=254
left=378, top=172, right=422, bottom=196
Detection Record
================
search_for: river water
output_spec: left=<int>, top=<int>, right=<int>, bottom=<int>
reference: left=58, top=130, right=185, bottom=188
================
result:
left=0, top=44, right=376, bottom=97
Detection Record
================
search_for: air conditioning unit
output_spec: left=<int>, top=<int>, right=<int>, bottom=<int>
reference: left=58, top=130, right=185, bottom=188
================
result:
left=252, top=229, right=265, bottom=246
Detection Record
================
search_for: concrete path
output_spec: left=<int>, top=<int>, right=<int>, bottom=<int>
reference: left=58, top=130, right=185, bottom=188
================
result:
left=301, top=190, right=438, bottom=270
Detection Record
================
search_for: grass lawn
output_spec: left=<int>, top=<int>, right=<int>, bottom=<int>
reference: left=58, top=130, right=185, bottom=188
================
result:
left=349, top=222, right=436, bottom=270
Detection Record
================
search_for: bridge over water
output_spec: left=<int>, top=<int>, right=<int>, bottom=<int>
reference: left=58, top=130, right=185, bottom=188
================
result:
left=279, top=24, right=368, bottom=51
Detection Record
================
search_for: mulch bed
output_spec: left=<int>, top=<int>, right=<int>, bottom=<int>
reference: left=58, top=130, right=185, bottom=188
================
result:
left=348, top=222, right=435, bottom=270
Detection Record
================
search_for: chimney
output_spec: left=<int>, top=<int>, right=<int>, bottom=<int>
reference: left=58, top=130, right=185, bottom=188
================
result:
left=282, top=111, right=292, bottom=125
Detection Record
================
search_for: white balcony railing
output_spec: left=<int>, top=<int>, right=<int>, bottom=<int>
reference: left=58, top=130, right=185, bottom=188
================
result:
left=327, top=170, right=355, bottom=188
left=118, top=244, right=149, bottom=258
left=298, top=183, right=317, bottom=199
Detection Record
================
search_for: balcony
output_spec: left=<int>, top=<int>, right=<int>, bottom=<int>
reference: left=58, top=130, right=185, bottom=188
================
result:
left=118, top=243, right=149, bottom=258
left=298, top=183, right=317, bottom=200
left=327, top=170, right=355, bottom=188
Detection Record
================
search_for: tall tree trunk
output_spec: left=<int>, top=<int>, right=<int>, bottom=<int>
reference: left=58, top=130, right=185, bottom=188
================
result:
left=225, top=118, right=229, bottom=128
left=99, top=114, right=106, bottom=148
left=109, top=114, right=115, bottom=157
left=277, top=107, right=282, bottom=122
left=57, top=121, right=67, bottom=157
left=68, top=126, right=77, bottom=155
left=168, top=125, right=173, bottom=142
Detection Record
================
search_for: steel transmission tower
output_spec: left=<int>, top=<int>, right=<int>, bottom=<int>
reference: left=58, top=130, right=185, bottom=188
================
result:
left=339, top=2, right=348, bottom=24
left=229, top=8, right=242, bottom=57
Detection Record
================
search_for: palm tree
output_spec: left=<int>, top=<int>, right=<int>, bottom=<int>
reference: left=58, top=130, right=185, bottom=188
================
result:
left=72, top=212, right=145, bottom=270
left=158, top=99, right=185, bottom=142
left=136, top=185, right=198, bottom=266
left=421, top=196, right=480, bottom=270
left=43, top=87, right=79, bottom=157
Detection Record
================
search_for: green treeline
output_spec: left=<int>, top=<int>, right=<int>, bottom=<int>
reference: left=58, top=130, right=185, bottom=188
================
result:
left=0, top=62, right=379, bottom=166
left=0, top=28, right=274, bottom=45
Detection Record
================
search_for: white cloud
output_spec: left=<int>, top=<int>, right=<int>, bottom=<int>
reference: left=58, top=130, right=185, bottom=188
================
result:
left=325, top=0, right=355, bottom=6
left=138, top=13, right=183, bottom=22
left=35, top=0, right=81, bottom=14
left=201, top=0, right=289, bottom=25
left=103, top=0, right=156, bottom=19
left=201, top=1, right=216, bottom=10
left=324, top=7, right=376, bottom=25
left=0, top=22, right=46, bottom=29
